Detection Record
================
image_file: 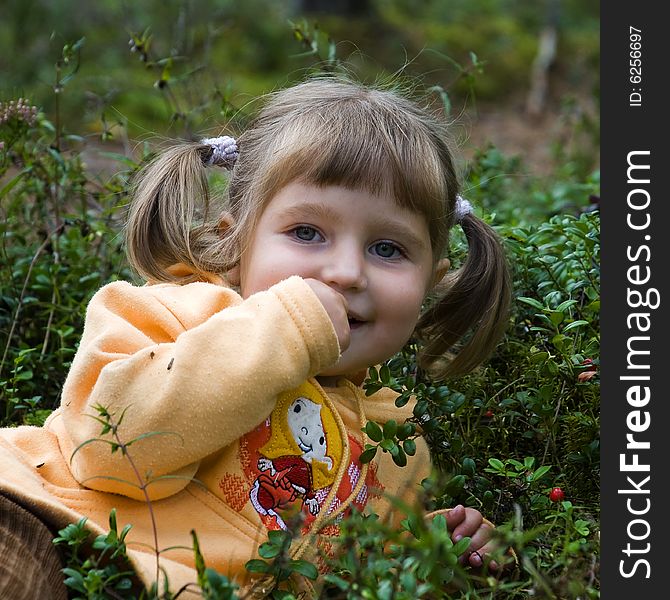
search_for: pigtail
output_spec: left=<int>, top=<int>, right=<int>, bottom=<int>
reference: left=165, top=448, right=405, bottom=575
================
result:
left=416, top=212, right=511, bottom=379
left=125, top=143, right=234, bottom=283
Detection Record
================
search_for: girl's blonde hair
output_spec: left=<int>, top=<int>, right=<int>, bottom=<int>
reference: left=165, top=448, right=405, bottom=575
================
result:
left=125, top=77, right=511, bottom=378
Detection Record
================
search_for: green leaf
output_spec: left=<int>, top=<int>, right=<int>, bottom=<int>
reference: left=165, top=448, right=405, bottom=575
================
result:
left=530, top=351, right=550, bottom=364
left=288, top=560, right=318, bottom=580
left=402, top=513, right=423, bottom=539
left=392, top=448, right=407, bottom=467
left=359, top=447, right=378, bottom=463
left=574, top=520, right=591, bottom=536
left=396, top=423, right=414, bottom=440
left=364, top=382, right=383, bottom=396
left=365, top=421, right=383, bottom=442
left=462, top=457, right=476, bottom=475
left=518, top=297, right=545, bottom=310
left=267, top=530, right=288, bottom=545
left=414, top=400, right=428, bottom=418
left=0, top=170, right=27, bottom=199
left=445, top=474, right=465, bottom=494
left=432, top=514, right=447, bottom=531
left=61, top=568, right=86, bottom=593
left=258, top=542, right=281, bottom=559
left=530, top=465, right=551, bottom=481
left=555, top=299, right=578, bottom=312
left=428, top=85, right=451, bottom=116
left=382, top=419, right=397, bottom=439
left=394, top=393, right=410, bottom=408
left=453, top=536, right=471, bottom=556
left=488, top=458, right=505, bottom=471
left=563, top=319, right=590, bottom=332
left=380, top=439, right=395, bottom=452
left=108, top=508, right=118, bottom=533
left=403, top=439, right=416, bottom=456
left=549, top=311, right=565, bottom=326
left=379, top=364, right=391, bottom=384
left=245, top=559, right=271, bottom=574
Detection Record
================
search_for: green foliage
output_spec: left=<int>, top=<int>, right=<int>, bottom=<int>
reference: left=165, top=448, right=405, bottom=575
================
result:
left=463, top=145, right=601, bottom=226
left=323, top=509, right=476, bottom=599
left=53, top=510, right=139, bottom=599
left=246, top=529, right=319, bottom=599
left=0, top=86, right=134, bottom=425
left=1, top=0, right=598, bottom=135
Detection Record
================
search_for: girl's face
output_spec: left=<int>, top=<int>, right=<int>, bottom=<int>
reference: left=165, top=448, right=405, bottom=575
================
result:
left=237, top=182, right=438, bottom=378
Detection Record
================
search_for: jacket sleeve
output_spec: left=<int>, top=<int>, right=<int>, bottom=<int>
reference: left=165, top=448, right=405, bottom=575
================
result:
left=54, top=276, right=340, bottom=500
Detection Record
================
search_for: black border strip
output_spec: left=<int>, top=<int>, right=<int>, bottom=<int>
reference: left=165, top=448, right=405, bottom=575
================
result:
left=601, top=3, right=667, bottom=595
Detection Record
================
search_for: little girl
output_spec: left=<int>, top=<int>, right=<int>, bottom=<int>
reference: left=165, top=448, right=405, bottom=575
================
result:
left=0, top=78, right=511, bottom=598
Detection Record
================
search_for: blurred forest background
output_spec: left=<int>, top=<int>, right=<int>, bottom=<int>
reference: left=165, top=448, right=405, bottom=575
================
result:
left=1, top=1, right=600, bottom=598
left=1, top=0, right=599, bottom=177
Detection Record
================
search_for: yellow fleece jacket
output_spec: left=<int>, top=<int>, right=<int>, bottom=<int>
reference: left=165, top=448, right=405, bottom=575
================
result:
left=0, top=275, right=432, bottom=597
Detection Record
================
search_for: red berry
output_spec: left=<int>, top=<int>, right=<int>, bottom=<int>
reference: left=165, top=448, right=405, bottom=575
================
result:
left=549, top=487, right=565, bottom=502
left=484, top=409, right=494, bottom=418
left=581, top=358, right=597, bottom=371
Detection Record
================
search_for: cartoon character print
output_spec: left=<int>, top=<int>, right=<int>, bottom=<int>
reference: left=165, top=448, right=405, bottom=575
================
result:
left=250, top=396, right=333, bottom=529
left=247, top=383, right=343, bottom=530
left=239, top=381, right=385, bottom=534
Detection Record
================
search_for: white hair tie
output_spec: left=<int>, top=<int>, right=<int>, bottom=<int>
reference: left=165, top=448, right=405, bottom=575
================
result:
left=201, top=136, right=239, bottom=169
left=454, top=195, right=474, bottom=223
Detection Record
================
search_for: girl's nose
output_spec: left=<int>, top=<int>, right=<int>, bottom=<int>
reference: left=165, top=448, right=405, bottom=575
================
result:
left=321, top=245, right=368, bottom=291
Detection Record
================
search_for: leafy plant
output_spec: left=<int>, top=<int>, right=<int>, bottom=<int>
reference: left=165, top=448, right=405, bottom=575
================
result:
left=245, top=529, right=319, bottom=599
left=53, top=510, right=138, bottom=600
left=1, top=74, right=134, bottom=427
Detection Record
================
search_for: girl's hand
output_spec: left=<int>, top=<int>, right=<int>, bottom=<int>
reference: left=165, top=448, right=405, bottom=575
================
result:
left=304, top=279, right=351, bottom=352
left=442, top=505, right=503, bottom=571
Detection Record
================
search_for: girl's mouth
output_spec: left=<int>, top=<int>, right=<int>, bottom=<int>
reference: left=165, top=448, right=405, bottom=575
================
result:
left=348, top=316, right=366, bottom=330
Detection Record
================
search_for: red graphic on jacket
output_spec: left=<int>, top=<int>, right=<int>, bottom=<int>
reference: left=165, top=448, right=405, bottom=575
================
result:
left=251, top=455, right=318, bottom=530
left=238, top=382, right=385, bottom=533
left=249, top=392, right=334, bottom=530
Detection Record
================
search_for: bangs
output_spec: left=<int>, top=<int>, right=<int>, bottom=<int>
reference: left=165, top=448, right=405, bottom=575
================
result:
left=256, top=93, right=452, bottom=250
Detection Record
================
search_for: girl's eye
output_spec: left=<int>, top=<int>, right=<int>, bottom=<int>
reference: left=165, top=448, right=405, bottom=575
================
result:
left=293, top=226, right=321, bottom=242
left=372, top=241, right=402, bottom=259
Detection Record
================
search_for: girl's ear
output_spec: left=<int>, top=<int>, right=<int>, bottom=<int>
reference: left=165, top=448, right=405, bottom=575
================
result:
left=226, top=264, right=241, bottom=286
left=431, top=258, right=451, bottom=288
left=217, top=212, right=241, bottom=286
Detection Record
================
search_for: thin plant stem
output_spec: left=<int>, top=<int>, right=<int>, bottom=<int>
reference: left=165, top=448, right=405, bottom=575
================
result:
left=0, top=224, right=64, bottom=380
left=110, top=427, right=162, bottom=586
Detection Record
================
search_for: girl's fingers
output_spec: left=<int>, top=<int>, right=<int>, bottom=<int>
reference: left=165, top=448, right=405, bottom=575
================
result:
left=443, top=504, right=466, bottom=531
left=467, top=521, right=494, bottom=551
left=438, top=507, right=505, bottom=571
left=450, top=507, right=483, bottom=542
left=455, top=520, right=494, bottom=567
left=467, top=537, right=500, bottom=570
